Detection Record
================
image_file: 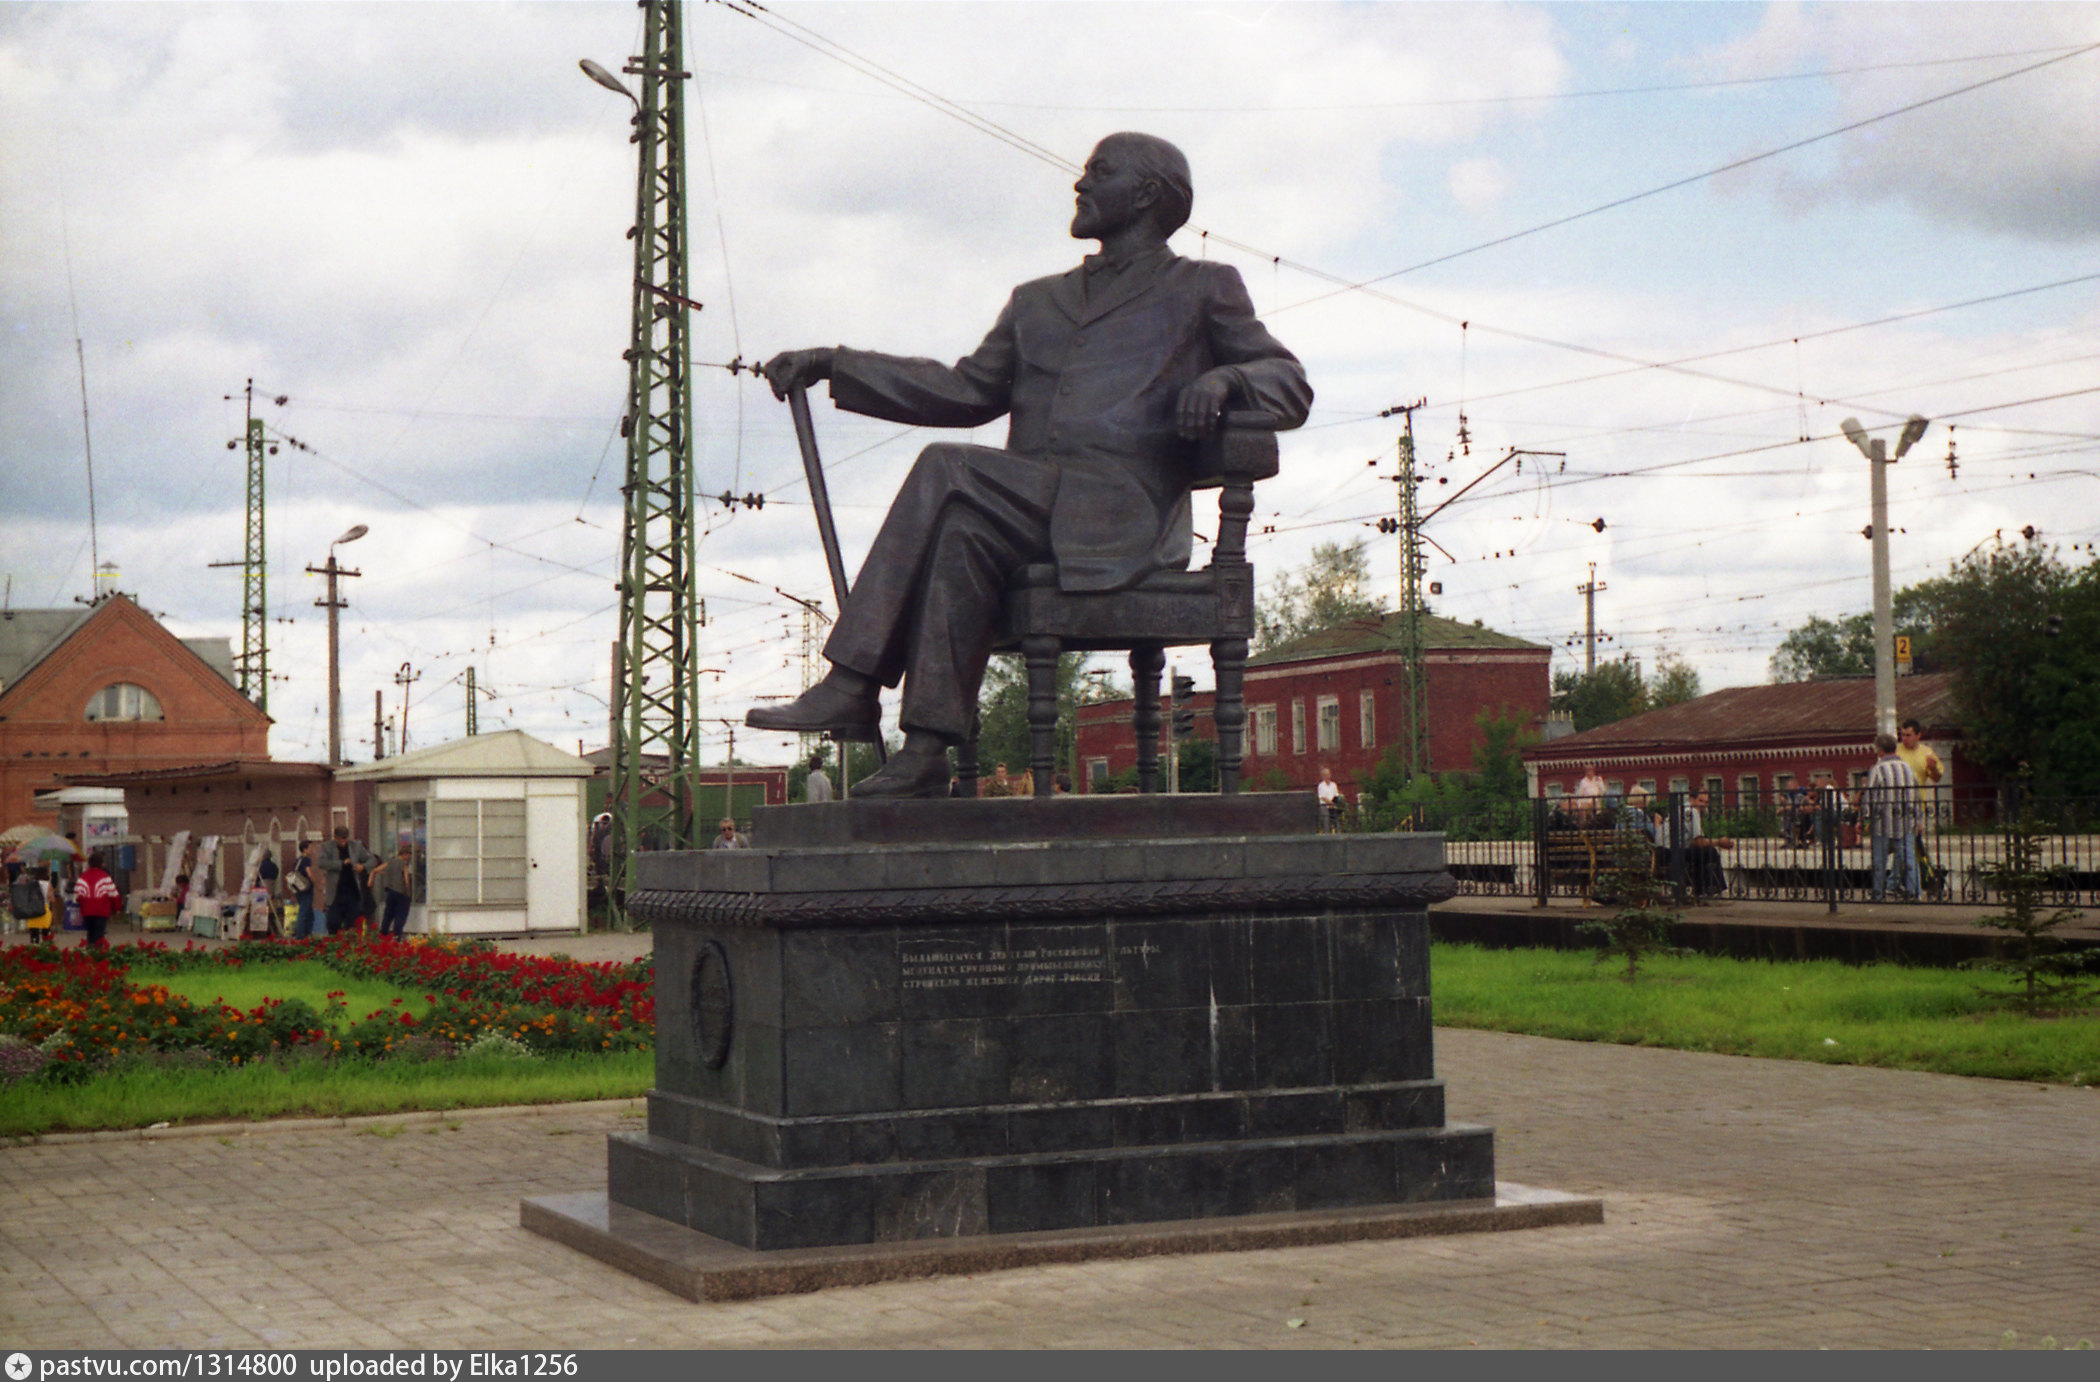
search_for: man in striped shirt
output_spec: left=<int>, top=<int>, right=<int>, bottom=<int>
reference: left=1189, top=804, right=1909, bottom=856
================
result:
left=1860, top=734, right=1921, bottom=903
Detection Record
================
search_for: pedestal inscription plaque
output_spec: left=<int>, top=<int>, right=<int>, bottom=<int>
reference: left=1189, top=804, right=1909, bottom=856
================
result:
left=596, top=799, right=1495, bottom=1252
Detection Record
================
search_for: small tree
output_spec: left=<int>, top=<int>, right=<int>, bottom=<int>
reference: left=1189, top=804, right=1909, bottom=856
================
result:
left=1254, top=539, right=1388, bottom=652
left=1646, top=650, right=1702, bottom=709
left=1964, top=790, right=2098, bottom=1013
left=1577, top=829, right=1682, bottom=980
left=1552, top=660, right=1647, bottom=732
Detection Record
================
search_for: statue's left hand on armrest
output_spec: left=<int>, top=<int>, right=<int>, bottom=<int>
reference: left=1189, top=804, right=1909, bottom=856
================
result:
left=1175, top=371, right=1235, bottom=440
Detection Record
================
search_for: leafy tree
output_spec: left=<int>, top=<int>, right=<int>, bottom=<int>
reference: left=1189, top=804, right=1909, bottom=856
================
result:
left=1173, top=736, right=1217, bottom=794
left=1768, top=584, right=1954, bottom=681
left=1926, top=543, right=2100, bottom=790
left=1470, top=706, right=1537, bottom=800
left=973, top=653, right=1115, bottom=784
left=1768, top=612, right=1873, bottom=682
left=1646, top=650, right=1702, bottom=709
left=1552, top=660, right=1647, bottom=732
left=1254, top=538, right=1389, bottom=652
left=1355, top=707, right=1535, bottom=839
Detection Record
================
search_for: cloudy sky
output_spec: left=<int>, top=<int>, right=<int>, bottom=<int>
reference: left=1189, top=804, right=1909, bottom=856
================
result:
left=4, top=1, right=2098, bottom=766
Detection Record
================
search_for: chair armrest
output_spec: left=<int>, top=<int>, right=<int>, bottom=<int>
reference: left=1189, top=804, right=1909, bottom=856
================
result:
left=1191, top=410, right=1280, bottom=488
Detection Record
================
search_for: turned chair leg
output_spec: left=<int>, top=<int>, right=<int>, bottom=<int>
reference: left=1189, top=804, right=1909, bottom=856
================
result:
left=957, top=722, right=979, bottom=798
left=1130, top=643, right=1165, bottom=794
left=1212, top=636, right=1248, bottom=795
left=1023, top=635, right=1060, bottom=798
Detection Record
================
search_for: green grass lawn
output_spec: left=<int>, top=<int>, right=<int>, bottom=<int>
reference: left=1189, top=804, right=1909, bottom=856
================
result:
left=0, top=1048, right=654, bottom=1137
left=154, top=961, right=426, bottom=1028
left=1431, top=942, right=2100, bottom=1084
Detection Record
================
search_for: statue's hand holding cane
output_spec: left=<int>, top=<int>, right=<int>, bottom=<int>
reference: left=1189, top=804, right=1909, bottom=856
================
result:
left=761, top=348, right=835, bottom=401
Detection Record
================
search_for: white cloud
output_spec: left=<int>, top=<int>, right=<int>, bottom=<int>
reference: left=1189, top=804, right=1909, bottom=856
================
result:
left=1448, top=157, right=1511, bottom=212
left=1697, top=3, right=2100, bottom=240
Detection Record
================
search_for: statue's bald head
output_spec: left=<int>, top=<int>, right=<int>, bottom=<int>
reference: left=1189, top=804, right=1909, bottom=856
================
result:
left=1095, top=132, right=1193, bottom=236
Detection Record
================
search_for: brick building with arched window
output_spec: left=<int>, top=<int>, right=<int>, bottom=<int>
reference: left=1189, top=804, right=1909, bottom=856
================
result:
left=0, top=594, right=269, bottom=830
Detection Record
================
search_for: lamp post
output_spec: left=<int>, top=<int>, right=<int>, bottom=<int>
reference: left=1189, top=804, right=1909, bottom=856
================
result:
left=308, top=524, right=367, bottom=766
left=1839, top=416, right=1927, bottom=739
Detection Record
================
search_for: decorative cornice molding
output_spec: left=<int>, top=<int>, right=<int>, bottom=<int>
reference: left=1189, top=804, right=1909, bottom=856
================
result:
left=630, top=870, right=1457, bottom=929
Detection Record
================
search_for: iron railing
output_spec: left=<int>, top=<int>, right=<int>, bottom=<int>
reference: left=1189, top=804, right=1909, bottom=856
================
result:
left=1349, top=787, right=2100, bottom=909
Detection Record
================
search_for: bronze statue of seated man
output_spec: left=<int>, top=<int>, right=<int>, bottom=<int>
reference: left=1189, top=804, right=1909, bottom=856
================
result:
left=749, top=132, right=1312, bottom=797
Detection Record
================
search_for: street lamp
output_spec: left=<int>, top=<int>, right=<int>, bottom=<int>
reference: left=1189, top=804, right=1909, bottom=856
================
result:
left=310, top=524, right=368, bottom=767
left=1839, top=415, right=1927, bottom=738
left=579, top=59, right=638, bottom=106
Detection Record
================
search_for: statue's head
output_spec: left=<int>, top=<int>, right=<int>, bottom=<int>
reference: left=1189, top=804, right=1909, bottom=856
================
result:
left=1072, top=132, right=1193, bottom=242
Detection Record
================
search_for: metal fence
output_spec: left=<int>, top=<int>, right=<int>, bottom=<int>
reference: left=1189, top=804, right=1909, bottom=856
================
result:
left=1351, top=787, right=2100, bottom=910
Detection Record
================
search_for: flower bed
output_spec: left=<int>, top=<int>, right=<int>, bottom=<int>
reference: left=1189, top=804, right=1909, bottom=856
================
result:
left=0, top=935, right=654, bottom=1082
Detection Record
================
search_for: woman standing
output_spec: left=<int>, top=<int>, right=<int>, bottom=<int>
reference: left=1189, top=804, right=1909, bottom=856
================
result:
left=15, top=867, right=55, bottom=944
left=374, top=844, right=415, bottom=939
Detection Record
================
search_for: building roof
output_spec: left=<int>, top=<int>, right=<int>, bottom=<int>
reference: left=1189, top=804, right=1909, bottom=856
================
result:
left=0, top=608, right=94, bottom=691
left=1525, top=671, right=1961, bottom=761
left=62, top=760, right=334, bottom=787
left=180, top=638, right=238, bottom=686
left=1249, top=610, right=1545, bottom=667
left=0, top=600, right=238, bottom=695
left=334, top=729, right=593, bottom=781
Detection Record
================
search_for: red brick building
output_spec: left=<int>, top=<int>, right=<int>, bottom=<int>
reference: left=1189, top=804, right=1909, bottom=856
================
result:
left=1523, top=671, right=1970, bottom=804
left=1074, top=612, right=1551, bottom=796
left=0, top=595, right=268, bottom=829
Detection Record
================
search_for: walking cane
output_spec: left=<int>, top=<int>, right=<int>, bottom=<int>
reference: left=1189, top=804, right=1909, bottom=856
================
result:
left=786, top=385, right=885, bottom=766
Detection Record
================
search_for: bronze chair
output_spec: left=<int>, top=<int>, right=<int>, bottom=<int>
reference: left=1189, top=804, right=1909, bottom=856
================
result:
left=964, top=410, right=1281, bottom=797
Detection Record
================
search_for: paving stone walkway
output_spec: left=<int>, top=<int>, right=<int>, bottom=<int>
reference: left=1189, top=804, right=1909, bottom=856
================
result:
left=5, top=1026, right=2096, bottom=1349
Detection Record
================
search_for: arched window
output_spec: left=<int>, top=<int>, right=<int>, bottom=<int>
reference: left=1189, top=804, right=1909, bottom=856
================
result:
left=85, top=683, right=163, bottom=722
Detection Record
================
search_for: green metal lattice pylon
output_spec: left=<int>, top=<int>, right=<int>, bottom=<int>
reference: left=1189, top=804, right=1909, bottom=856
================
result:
left=604, top=0, right=702, bottom=927
left=1394, top=410, right=1428, bottom=781
left=209, top=379, right=270, bottom=715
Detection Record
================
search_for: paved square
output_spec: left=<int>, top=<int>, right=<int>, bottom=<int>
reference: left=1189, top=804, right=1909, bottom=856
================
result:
left=4, top=1027, right=2095, bottom=1348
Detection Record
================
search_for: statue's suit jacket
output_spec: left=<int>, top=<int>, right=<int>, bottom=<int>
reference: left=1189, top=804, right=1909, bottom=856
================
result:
left=827, top=249, right=1313, bottom=594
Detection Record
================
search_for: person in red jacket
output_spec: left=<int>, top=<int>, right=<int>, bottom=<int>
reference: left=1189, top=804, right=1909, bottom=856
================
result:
left=75, top=850, right=120, bottom=949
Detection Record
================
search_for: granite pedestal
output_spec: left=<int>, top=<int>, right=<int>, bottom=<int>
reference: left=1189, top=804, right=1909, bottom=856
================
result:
left=526, top=796, right=1595, bottom=1286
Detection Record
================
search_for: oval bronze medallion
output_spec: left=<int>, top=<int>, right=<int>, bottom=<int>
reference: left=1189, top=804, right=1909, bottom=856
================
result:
left=689, top=939, right=734, bottom=1070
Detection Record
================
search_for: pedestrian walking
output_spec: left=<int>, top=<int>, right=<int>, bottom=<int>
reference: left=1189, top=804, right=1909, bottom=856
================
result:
left=74, top=850, right=120, bottom=949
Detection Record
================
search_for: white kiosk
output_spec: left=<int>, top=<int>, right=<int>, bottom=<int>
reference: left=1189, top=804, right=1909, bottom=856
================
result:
left=334, top=730, right=590, bottom=936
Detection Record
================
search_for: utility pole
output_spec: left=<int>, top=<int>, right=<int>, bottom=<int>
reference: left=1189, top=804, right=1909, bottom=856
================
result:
left=1577, top=563, right=1608, bottom=674
left=209, top=380, right=277, bottom=712
left=1380, top=401, right=1429, bottom=781
left=394, top=661, right=421, bottom=754
left=306, top=543, right=361, bottom=767
left=584, top=2, right=702, bottom=928
left=1841, top=416, right=1929, bottom=739
left=466, top=666, right=479, bottom=736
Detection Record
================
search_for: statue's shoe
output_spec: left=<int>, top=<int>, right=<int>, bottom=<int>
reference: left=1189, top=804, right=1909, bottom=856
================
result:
left=745, top=682, right=880, bottom=740
left=847, top=747, right=952, bottom=799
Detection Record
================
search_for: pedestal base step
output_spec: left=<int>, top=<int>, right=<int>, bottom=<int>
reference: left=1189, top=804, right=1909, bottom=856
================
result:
left=521, top=1182, right=1602, bottom=1303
